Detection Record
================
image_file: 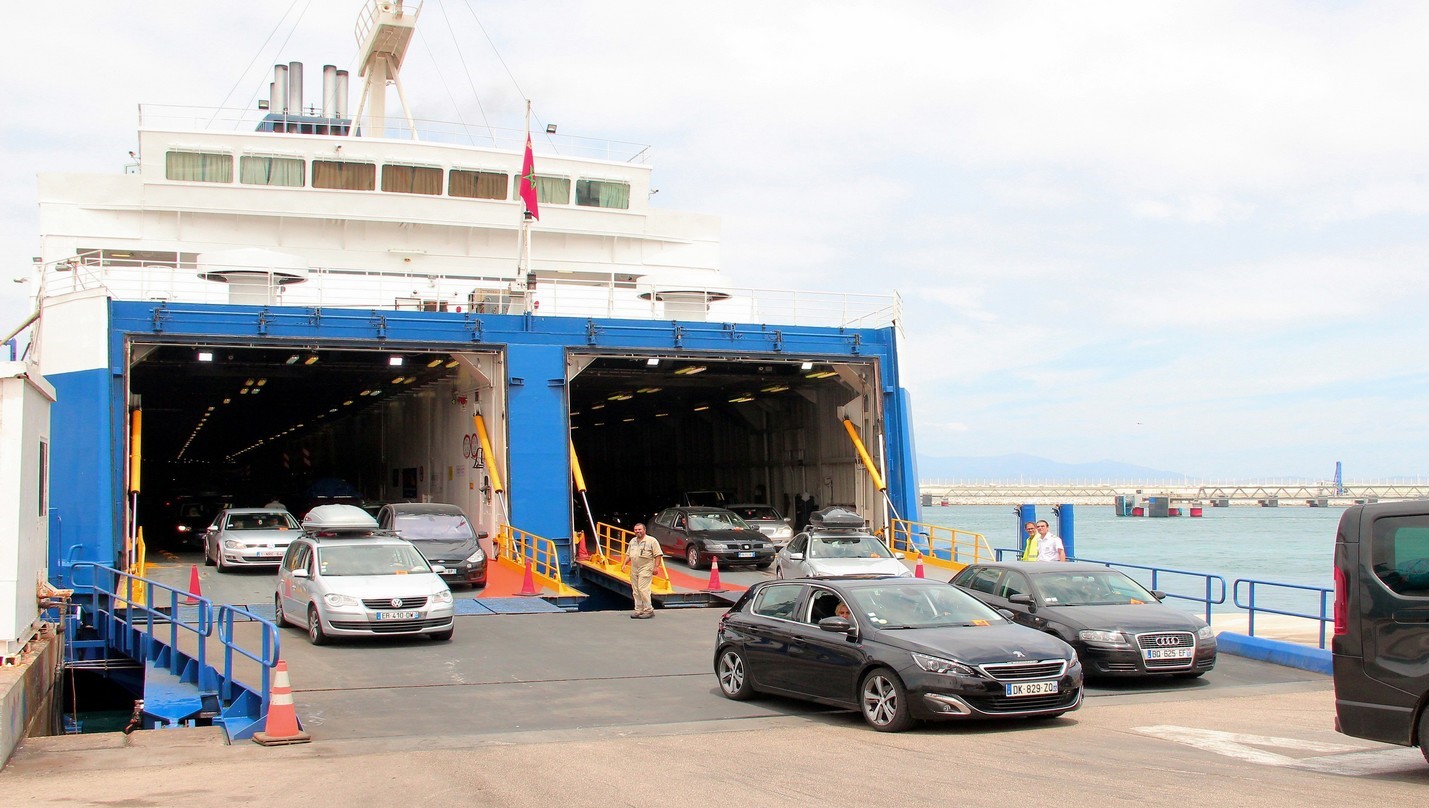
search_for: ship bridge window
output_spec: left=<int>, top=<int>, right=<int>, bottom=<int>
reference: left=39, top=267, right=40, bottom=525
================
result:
left=312, top=160, right=376, bottom=191
left=240, top=155, right=305, bottom=187
left=448, top=169, right=508, bottom=200
left=382, top=164, right=442, bottom=195
left=576, top=179, right=630, bottom=210
left=165, top=151, right=233, bottom=183
left=517, top=175, right=571, bottom=206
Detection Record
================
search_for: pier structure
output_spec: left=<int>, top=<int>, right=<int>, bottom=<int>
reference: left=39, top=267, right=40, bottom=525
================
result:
left=918, top=482, right=1429, bottom=507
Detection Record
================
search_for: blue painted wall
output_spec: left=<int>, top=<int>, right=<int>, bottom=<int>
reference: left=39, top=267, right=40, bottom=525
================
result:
left=47, top=367, right=120, bottom=586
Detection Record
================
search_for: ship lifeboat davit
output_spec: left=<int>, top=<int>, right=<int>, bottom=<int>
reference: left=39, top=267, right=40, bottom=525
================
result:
left=198, top=248, right=310, bottom=305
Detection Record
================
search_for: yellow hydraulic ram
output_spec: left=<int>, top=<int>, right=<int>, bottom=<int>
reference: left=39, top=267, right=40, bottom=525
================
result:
left=473, top=412, right=509, bottom=523
left=570, top=441, right=599, bottom=554
left=841, top=416, right=902, bottom=521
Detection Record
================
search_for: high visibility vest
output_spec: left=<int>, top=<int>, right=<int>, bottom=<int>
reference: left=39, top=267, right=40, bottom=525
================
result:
left=1020, top=536, right=1039, bottom=562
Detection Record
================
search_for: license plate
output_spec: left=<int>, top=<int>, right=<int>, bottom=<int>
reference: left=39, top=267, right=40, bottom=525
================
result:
left=737, top=552, right=755, bottom=558
left=260, top=549, right=283, bottom=557
left=375, top=610, right=418, bottom=621
left=1004, top=680, right=1058, bottom=697
left=1144, top=647, right=1194, bottom=660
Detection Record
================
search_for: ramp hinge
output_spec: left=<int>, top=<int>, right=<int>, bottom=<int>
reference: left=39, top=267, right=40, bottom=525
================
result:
left=149, top=303, right=170, bottom=332
left=672, top=324, right=684, bottom=348
left=467, top=315, right=484, bottom=342
left=850, top=332, right=862, bottom=354
left=370, top=313, right=388, bottom=340
left=586, top=319, right=598, bottom=345
left=307, top=307, right=322, bottom=327
left=768, top=329, right=783, bottom=352
left=256, top=308, right=270, bottom=336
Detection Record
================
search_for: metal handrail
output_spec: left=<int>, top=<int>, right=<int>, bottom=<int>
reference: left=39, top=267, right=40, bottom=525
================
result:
left=886, top=519, right=995, bottom=567
left=591, top=522, right=674, bottom=592
left=1232, top=578, right=1333, bottom=650
left=495, top=524, right=579, bottom=595
left=69, top=562, right=281, bottom=703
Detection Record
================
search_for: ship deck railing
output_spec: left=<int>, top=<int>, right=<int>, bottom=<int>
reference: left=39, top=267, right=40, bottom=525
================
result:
left=38, top=259, right=901, bottom=331
left=137, top=104, right=653, bottom=163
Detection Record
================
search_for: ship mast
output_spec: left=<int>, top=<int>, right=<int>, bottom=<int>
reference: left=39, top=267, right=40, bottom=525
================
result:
left=350, top=1, right=421, bottom=138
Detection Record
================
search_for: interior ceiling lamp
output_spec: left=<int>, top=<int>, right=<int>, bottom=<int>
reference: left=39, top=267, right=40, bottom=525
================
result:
left=197, top=351, right=214, bottom=362
left=646, top=357, right=660, bottom=366
left=673, top=365, right=707, bottom=375
left=389, top=355, right=404, bottom=366
left=305, top=355, right=319, bottom=365
left=800, top=361, right=814, bottom=370
left=729, top=394, right=755, bottom=403
left=693, top=404, right=710, bottom=412
left=805, top=369, right=839, bottom=379
left=426, top=358, right=443, bottom=368
left=444, top=358, right=459, bottom=368
left=761, top=384, right=789, bottom=393
left=636, top=387, right=662, bottom=394
left=285, top=354, right=300, bottom=365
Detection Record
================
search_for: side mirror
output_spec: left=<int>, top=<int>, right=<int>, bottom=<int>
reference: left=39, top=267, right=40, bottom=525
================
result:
left=1150, top=590, right=1167, bottom=600
left=291, top=568, right=310, bottom=579
left=818, top=616, right=855, bottom=634
left=893, top=552, right=906, bottom=560
left=1008, top=593, right=1036, bottom=612
left=431, top=565, right=448, bottom=574
left=996, top=608, right=1016, bottom=621
left=788, top=552, right=805, bottom=561
left=478, top=531, right=489, bottom=539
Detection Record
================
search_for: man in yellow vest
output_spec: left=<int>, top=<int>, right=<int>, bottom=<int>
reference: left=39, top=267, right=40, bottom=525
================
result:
left=1019, top=521, right=1039, bottom=561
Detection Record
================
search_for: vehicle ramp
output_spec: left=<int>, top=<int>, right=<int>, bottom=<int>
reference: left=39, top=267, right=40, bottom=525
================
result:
left=884, top=519, right=996, bottom=576
left=491, top=524, right=587, bottom=610
left=576, top=523, right=742, bottom=608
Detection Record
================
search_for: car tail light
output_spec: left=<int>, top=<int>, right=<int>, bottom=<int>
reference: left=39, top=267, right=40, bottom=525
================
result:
left=1333, top=565, right=1348, bottom=636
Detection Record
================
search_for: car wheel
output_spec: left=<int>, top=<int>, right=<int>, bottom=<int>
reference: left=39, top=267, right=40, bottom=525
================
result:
left=686, top=545, right=705, bottom=570
left=307, top=606, right=328, bottom=646
left=273, top=594, right=287, bottom=628
left=430, top=628, right=454, bottom=642
left=860, top=668, right=915, bottom=732
left=716, top=646, right=756, bottom=700
left=203, top=540, right=216, bottom=567
left=1419, top=705, right=1429, bottom=765
left=775, top=564, right=784, bottom=579
left=215, top=549, right=229, bottom=573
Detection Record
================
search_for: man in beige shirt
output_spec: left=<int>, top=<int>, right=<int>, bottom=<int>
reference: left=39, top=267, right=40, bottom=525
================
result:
left=620, top=523, right=665, bottom=619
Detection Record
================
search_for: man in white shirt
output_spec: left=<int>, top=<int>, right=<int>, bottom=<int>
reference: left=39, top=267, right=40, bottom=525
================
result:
left=1034, top=520, right=1066, bottom=562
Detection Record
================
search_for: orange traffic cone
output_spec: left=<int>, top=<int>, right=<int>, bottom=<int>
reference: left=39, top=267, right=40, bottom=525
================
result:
left=574, top=531, right=591, bottom=562
left=703, top=557, right=726, bottom=593
left=914, top=556, right=925, bottom=578
left=518, top=559, right=540, bottom=596
left=182, top=564, right=203, bottom=605
left=252, top=659, right=311, bottom=746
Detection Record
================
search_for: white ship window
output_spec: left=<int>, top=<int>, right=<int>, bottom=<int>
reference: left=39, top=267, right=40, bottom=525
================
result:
left=449, top=169, right=508, bottom=200
left=312, top=160, right=376, bottom=191
left=382, top=164, right=442, bottom=195
left=240, top=156, right=305, bottom=187
left=516, top=175, right=571, bottom=205
left=576, top=179, right=630, bottom=210
left=165, top=151, right=233, bottom=183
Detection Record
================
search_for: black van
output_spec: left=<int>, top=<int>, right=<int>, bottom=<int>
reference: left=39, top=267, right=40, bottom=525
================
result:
left=1332, top=501, right=1429, bottom=764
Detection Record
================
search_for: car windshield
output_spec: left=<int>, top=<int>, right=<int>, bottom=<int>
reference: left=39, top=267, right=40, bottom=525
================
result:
left=847, top=584, right=1003, bottom=628
left=689, top=512, right=751, bottom=531
left=1032, top=571, right=1157, bottom=606
left=395, top=513, right=475, bottom=540
left=317, top=545, right=432, bottom=576
left=733, top=506, right=780, bottom=521
left=227, top=513, right=299, bottom=530
left=808, top=535, right=893, bottom=559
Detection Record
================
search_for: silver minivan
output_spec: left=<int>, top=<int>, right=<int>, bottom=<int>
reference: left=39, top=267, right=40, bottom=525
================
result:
left=275, top=505, right=455, bottom=644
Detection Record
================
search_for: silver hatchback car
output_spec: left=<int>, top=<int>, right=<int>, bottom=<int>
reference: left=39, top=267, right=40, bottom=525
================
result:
left=203, top=508, right=300, bottom=571
left=275, top=506, right=455, bottom=644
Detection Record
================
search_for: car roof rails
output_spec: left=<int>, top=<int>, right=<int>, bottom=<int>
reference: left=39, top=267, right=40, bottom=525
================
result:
left=808, top=506, right=867, bottom=531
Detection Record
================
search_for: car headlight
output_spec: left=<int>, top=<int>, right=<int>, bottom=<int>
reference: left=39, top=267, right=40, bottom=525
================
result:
left=431, top=589, right=453, bottom=604
left=466, top=548, right=485, bottom=563
left=224, top=539, right=244, bottom=550
left=775, top=527, right=792, bottom=539
left=912, top=652, right=977, bottom=677
left=705, top=543, right=727, bottom=551
left=1196, top=625, right=1214, bottom=640
left=1078, top=629, right=1131, bottom=645
left=323, top=593, right=360, bottom=608
left=176, top=525, right=191, bottom=533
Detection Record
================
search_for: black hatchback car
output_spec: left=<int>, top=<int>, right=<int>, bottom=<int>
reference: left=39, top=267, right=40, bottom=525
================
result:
left=951, top=562, right=1216, bottom=679
left=376, top=502, right=488, bottom=588
left=714, top=577, right=1082, bottom=731
left=647, top=506, right=775, bottom=570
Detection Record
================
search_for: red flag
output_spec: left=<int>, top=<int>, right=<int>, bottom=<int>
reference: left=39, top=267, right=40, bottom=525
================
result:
left=519, top=134, right=539, bottom=220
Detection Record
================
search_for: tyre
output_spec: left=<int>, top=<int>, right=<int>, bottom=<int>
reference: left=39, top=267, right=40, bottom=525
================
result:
left=686, top=545, right=705, bottom=570
left=203, top=541, right=216, bottom=567
left=860, top=668, right=915, bottom=732
left=307, top=605, right=328, bottom=646
left=215, top=550, right=229, bottom=573
left=775, top=564, right=784, bottom=579
left=716, top=646, right=756, bottom=700
left=1418, top=705, right=1429, bottom=765
left=430, top=628, right=454, bottom=642
left=273, top=594, right=287, bottom=628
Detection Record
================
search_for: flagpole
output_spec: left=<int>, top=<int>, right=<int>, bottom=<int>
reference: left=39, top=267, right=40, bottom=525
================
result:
left=521, top=100, right=534, bottom=314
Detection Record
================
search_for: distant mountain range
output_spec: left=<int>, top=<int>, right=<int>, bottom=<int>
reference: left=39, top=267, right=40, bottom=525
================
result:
left=917, top=454, right=1185, bottom=482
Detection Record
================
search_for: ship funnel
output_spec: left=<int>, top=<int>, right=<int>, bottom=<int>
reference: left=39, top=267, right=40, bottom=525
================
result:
left=322, top=65, right=337, bottom=118
left=336, top=70, right=350, bottom=118
left=288, top=61, right=305, bottom=116
left=273, top=64, right=289, bottom=113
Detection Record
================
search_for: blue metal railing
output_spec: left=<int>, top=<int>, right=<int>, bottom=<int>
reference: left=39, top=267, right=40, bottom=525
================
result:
left=69, top=563, right=281, bottom=725
left=1232, top=578, right=1333, bottom=650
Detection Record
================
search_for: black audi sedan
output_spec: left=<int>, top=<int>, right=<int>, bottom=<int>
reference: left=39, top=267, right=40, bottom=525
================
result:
left=647, top=506, right=775, bottom=570
left=950, top=562, right=1217, bottom=679
left=713, top=577, right=1082, bottom=731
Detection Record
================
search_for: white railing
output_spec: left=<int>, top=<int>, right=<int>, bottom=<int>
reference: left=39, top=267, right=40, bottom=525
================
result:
left=37, top=260, right=900, bottom=331
left=138, top=105, right=653, bottom=164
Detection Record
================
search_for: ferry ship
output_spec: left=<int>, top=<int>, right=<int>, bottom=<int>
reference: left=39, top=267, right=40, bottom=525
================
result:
left=9, top=1, right=917, bottom=619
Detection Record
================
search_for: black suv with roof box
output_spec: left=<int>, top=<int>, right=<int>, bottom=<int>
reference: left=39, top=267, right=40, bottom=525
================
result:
left=1332, top=501, right=1429, bottom=764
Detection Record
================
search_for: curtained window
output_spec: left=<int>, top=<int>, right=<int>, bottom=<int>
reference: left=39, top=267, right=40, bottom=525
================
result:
left=514, top=175, right=570, bottom=205
left=312, top=160, right=376, bottom=190
left=165, top=151, right=233, bottom=182
left=448, top=169, right=508, bottom=200
left=576, top=179, right=630, bottom=209
left=239, top=156, right=305, bottom=187
left=382, top=164, right=442, bottom=195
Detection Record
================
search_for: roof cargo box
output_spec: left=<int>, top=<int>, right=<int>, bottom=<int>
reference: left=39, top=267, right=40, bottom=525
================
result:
left=809, top=506, right=865, bottom=530
left=303, top=504, right=380, bottom=533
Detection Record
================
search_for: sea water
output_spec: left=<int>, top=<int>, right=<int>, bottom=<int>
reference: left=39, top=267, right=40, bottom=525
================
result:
left=920, top=504, right=1341, bottom=614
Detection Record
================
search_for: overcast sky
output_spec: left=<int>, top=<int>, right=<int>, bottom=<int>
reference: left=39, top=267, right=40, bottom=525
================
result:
left=6, top=1, right=1427, bottom=481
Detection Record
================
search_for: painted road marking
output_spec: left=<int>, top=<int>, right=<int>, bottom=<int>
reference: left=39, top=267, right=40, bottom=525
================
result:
left=1135, top=725, right=1386, bottom=770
